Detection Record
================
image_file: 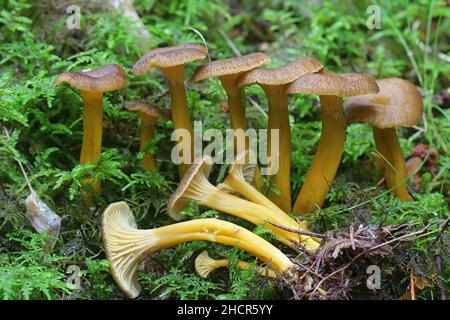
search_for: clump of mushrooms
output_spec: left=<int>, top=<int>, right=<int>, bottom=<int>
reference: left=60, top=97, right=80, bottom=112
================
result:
left=344, top=78, right=423, bottom=201
left=54, top=64, right=126, bottom=194
left=102, top=201, right=294, bottom=298
left=195, top=251, right=277, bottom=279
left=133, top=43, right=208, bottom=178
left=124, top=101, right=171, bottom=171
left=286, top=69, right=379, bottom=215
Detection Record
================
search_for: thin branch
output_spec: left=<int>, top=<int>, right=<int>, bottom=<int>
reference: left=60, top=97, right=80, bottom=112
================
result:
left=268, top=221, right=328, bottom=239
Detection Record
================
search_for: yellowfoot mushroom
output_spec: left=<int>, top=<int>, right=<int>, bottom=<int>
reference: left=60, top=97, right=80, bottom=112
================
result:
left=287, top=69, right=379, bottom=215
left=54, top=64, right=126, bottom=193
left=168, top=155, right=319, bottom=251
left=102, top=201, right=294, bottom=298
left=125, top=101, right=171, bottom=171
left=132, top=44, right=208, bottom=178
left=195, top=251, right=278, bottom=279
left=344, top=78, right=423, bottom=201
left=237, top=58, right=324, bottom=212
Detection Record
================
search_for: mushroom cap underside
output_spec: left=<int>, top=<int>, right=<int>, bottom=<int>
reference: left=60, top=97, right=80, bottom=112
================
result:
left=344, top=77, right=423, bottom=128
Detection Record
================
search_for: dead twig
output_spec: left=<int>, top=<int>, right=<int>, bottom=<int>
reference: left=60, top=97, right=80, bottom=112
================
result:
left=268, top=221, right=328, bottom=239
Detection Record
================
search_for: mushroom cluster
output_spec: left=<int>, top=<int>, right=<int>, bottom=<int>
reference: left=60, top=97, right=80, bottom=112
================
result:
left=54, top=43, right=423, bottom=298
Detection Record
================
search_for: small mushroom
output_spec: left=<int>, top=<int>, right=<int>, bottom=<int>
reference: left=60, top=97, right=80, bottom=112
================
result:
left=237, top=58, right=324, bottom=212
left=101, top=201, right=294, bottom=298
left=195, top=251, right=277, bottom=279
left=168, top=156, right=319, bottom=251
left=133, top=44, right=208, bottom=178
left=54, top=64, right=126, bottom=193
left=287, top=69, right=379, bottom=214
left=344, top=78, right=423, bottom=201
left=125, top=101, right=171, bottom=171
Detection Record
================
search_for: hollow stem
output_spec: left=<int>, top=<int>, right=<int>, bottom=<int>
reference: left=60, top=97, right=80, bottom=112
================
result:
left=222, top=172, right=320, bottom=250
left=292, top=95, right=346, bottom=215
left=159, top=220, right=293, bottom=271
left=205, top=257, right=278, bottom=278
left=106, top=212, right=294, bottom=298
left=263, top=85, right=291, bottom=212
left=139, top=113, right=157, bottom=171
left=221, top=76, right=264, bottom=189
left=162, top=65, right=193, bottom=178
left=220, top=75, right=247, bottom=131
left=80, top=91, right=103, bottom=193
left=195, top=182, right=318, bottom=250
left=373, top=127, right=412, bottom=201
left=120, top=219, right=295, bottom=274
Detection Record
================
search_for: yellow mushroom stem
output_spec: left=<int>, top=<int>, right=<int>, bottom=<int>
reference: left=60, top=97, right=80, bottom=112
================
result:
left=373, top=127, right=412, bottom=201
left=185, top=175, right=317, bottom=250
left=195, top=251, right=278, bottom=279
left=162, top=65, right=194, bottom=178
left=79, top=91, right=103, bottom=193
left=123, top=220, right=293, bottom=272
left=220, top=75, right=247, bottom=131
left=221, top=76, right=264, bottom=190
left=139, top=112, right=157, bottom=171
left=221, top=166, right=320, bottom=249
left=103, top=202, right=294, bottom=298
left=262, top=85, right=291, bottom=213
left=292, top=95, right=346, bottom=215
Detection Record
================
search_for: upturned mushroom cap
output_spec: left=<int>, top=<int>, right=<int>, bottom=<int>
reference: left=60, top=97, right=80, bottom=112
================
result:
left=191, top=52, right=271, bottom=82
left=132, top=43, right=208, bottom=75
left=125, top=101, right=172, bottom=119
left=195, top=251, right=218, bottom=278
left=101, top=201, right=142, bottom=298
left=237, top=57, right=323, bottom=87
left=344, top=78, right=423, bottom=129
left=167, top=156, right=214, bottom=221
left=217, top=150, right=256, bottom=193
left=54, top=64, right=126, bottom=93
left=286, top=69, right=379, bottom=97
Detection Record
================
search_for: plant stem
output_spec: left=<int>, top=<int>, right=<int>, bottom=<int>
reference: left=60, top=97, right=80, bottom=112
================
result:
left=292, top=95, right=346, bottom=214
left=222, top=172, right=320, bottom=250
left=80, top=91, right=103, bottom=193
left=221, top=76, right=264, bottom=189
left=163, top=66, right=193, bottom=178
left=135, top=219, right=295, bottom=274
left=263, top=85, right=291, bottom=212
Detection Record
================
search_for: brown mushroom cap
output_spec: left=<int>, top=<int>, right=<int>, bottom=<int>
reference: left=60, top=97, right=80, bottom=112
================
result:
left=54, top=64, right=126, bottom=93
left=191, top=52, right=271, bottom=82
left=125, top=101, right=172, bottom=120
left=132, top=43, right=208, bottom=75
left=237, top=57, right=323, bottom=87
left=167, top=156, right=213, bottom=220
left=344, top=78, right=423, bottom=128
left=286, top=69, right=379, bottom=97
